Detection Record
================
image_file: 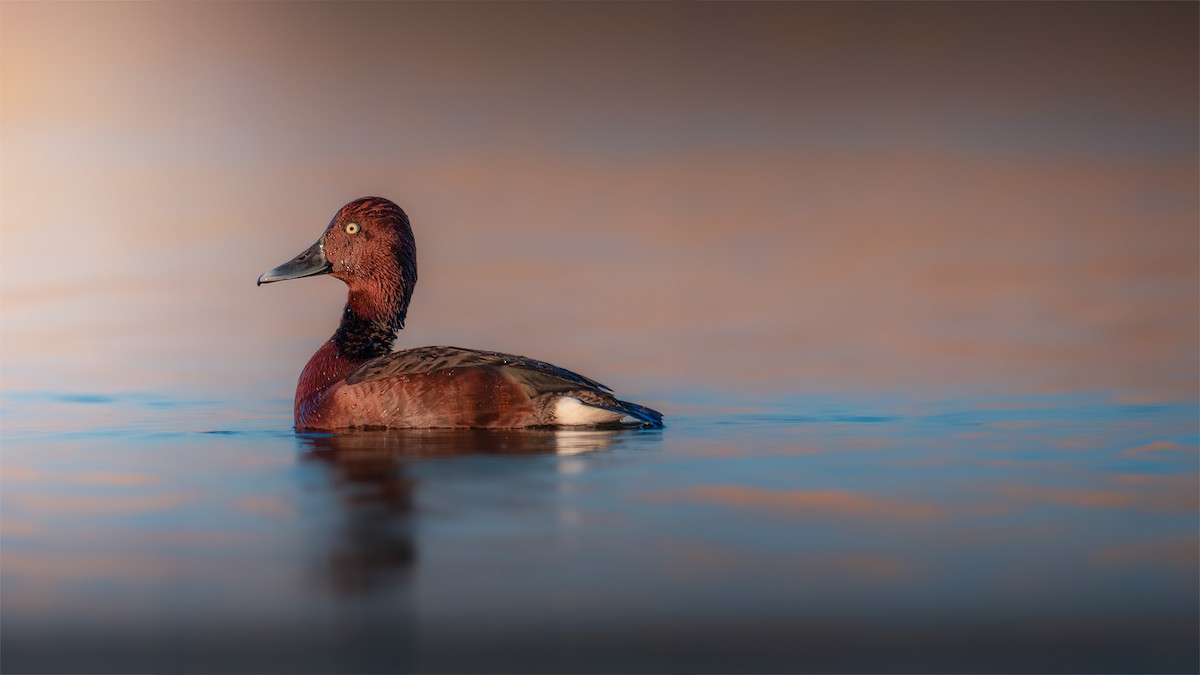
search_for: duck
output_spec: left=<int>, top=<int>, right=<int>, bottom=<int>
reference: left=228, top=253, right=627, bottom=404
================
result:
left=258, top=196, right=664, bottom=431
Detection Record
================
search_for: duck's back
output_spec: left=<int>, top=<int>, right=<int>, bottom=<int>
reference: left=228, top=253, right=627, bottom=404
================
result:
left=299, top=346, right=662, bottom=430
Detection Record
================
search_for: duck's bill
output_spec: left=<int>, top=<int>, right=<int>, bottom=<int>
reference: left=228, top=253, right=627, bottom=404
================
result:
left=257, top=238, right=332, bottom=286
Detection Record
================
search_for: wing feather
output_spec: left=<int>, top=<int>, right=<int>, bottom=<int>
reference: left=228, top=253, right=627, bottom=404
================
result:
left=345, top=346, right=612, bottom=393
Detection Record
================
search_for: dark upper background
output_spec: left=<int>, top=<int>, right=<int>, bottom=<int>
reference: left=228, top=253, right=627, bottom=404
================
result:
left=2, top=2, right=1196, bottom=408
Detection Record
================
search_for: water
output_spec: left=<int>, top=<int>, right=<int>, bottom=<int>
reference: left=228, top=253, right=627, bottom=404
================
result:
left=2, top=390, right=1196, bottom=673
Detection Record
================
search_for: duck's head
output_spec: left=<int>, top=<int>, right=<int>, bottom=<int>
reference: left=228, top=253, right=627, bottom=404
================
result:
left=258, top=196, right=417, bottom=327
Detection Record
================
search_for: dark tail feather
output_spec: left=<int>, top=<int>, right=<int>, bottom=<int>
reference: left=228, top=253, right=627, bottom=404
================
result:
left=565, top=389, right=665, bottom=429
left=615, top=399, right=664, bottom=429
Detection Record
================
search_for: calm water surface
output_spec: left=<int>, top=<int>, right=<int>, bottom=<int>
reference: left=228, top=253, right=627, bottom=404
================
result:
left=1, top=390, right=1196, bottom=673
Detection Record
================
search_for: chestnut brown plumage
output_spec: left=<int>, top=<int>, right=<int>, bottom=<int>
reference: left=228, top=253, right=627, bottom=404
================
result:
left=258, top=197, right=663, bottom=431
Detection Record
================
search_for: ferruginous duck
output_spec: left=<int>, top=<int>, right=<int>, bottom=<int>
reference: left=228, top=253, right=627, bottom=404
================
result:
left=258, top=196, right=663, bottom=431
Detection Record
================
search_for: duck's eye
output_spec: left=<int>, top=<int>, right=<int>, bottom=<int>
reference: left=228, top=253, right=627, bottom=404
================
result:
left=344, top=222, right=360, bottom=235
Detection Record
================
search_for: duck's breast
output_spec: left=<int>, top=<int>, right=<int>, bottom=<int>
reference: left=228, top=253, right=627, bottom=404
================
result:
left=300, top=366, right=535, bottom=430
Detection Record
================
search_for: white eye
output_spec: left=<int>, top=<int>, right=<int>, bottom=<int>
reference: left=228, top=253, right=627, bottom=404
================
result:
left=345, top=222, right=360, bottom=235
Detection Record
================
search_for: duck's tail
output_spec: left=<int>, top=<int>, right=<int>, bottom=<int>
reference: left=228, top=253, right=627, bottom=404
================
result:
left=613, top=399, right=664, bottom=428
left=550, top=392, right=664, bottom=429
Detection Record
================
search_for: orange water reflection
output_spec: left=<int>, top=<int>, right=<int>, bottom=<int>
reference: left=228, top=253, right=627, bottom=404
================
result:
left=650, top=485, right=946, bottom=520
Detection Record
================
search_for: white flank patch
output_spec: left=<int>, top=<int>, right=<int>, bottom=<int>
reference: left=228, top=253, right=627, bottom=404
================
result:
left=554, top=396, right=624, bottom=426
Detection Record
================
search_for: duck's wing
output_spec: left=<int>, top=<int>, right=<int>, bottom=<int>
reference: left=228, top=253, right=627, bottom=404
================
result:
left=344, top=346, right=663, bottom=428
left=345, top=345, right=611, bottom=392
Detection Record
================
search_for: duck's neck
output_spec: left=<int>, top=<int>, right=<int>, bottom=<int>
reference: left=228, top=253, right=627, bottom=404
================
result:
left=294, top=294, right=400, bottom=426
left=331, top=302, right=398, bottom=361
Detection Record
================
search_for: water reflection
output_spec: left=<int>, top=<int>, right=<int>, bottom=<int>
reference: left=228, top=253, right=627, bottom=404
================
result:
left=298, top=428, right=631, bottom=596
left=300, top=427, right=627, bottom=459
left=1, top=396, right=1195, bottom=673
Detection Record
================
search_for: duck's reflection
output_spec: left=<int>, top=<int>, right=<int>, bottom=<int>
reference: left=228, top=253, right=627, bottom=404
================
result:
left=302, top=427, right=629, bottom=459
left=298, top=428, right=632, bottom=595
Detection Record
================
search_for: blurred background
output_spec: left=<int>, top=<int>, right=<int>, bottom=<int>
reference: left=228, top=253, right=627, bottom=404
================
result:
left=2, top=1, right=1196, bottom=409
